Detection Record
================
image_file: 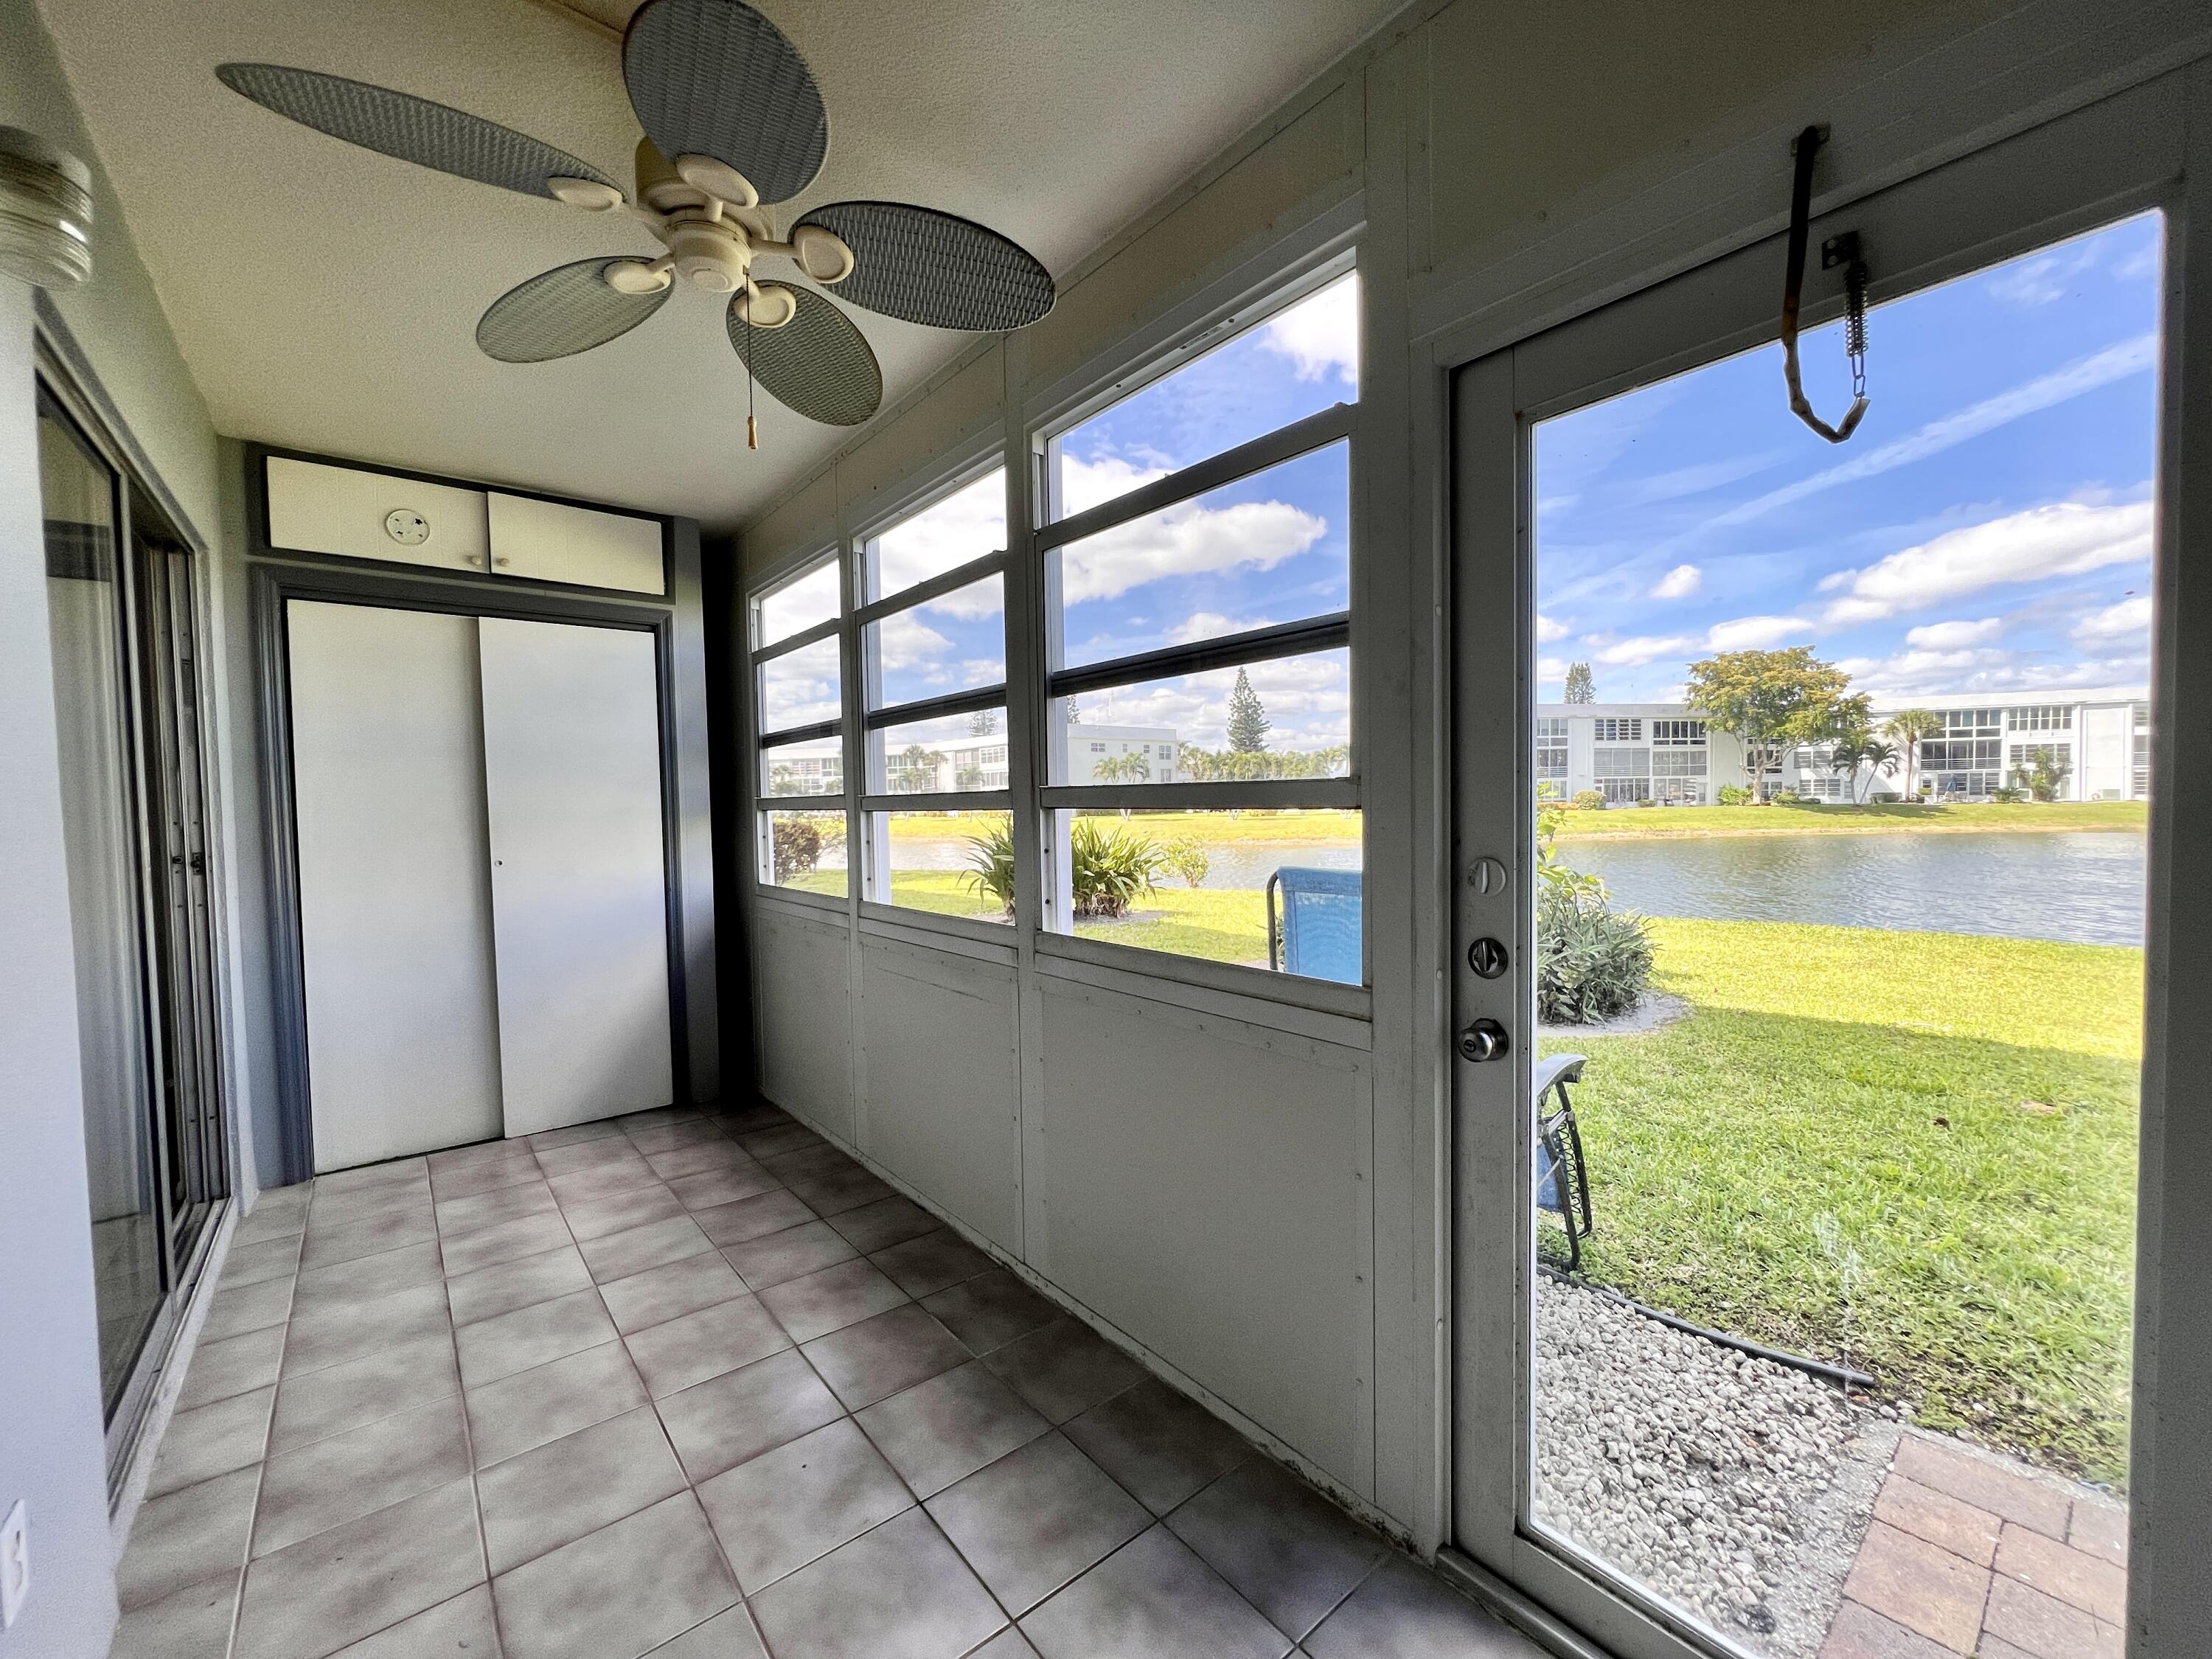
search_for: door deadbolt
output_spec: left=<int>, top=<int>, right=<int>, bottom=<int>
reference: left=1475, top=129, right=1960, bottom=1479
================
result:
left=1458, top=1019, right=1511, bottom=1062
left=1467, top=937, right=1509, bottom=978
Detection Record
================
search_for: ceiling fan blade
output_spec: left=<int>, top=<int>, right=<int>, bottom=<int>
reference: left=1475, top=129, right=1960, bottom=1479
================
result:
left=794, top=202, right=1054, bottom=332
left=728, top=285, right=881, bottom=427
left=478, top=260, right=672, bottom=363
left=216, top=64, right=617, bottom=201
left=623, top=0, right=828, bottom=207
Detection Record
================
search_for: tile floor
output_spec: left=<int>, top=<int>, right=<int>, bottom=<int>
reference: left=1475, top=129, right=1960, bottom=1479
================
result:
left=114, top=1101, right=1541, bottom=1659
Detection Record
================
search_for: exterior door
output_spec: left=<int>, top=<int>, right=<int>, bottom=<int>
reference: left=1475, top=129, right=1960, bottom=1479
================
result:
left=1450, top=88, right=2181, bottom=1659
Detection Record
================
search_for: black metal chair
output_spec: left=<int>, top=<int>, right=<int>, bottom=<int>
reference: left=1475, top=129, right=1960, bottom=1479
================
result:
left=1535, top=1054, right=1594, bottom=1272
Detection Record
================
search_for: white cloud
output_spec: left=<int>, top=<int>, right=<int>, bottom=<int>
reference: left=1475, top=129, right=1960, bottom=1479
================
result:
left=1619, top=453, right=1782, bottom=506
left=1059, top=498, right=1326, bottom=605
left=1650, top=563, right=1702, bottom=599
left=1820, top=499, right=2152, bottom=625
left=872, top=609, right=953, bottom=677
left=1986, top=245, right=2100, bottom=308
left=1840, top=646, right=2147, bottom=699
left=1536, top=613, right=1569, bottom=643
left=1079, top=653, right=1350, bottom=751
left=1590, top=633, right=1699, bottom=667
left=2114, top=243, right=2160, bottom=282
left=1904, top=617, right=2004, bottom=650
left=1679, top=334, right=2157, bottom=543
left=1704, top=616, right=1809, bottom=651
left=1537, top=655, right=1570, bottom=682
left=1261, top=275, right=1358, bottom=386
left=1166, top=611, right=1277, bottom=644
left=2073, top=594, right=2152, bottom=647
left=1059, top=453, right=1173, bottom=518
left=872, top=471, right=1007, bottom=596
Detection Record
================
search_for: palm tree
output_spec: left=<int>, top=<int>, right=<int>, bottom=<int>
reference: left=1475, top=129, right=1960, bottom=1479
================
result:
left=1882, top=709, right=1943, bottom=802
left=1857, top=737, right=1900, bottom=803
left=1826, top=732, right=1870, bottom=799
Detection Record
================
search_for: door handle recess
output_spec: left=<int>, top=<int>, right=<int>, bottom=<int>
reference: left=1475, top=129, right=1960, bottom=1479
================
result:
left=1458, top=1019, right=1510, bottom=1063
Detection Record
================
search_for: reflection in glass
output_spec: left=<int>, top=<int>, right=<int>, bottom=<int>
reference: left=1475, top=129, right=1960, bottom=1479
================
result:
left=1049, top=650, right=1350, bottom=785
left=41, top=400, right=164, bottom=1413
left=868, top=811, right=1015, bottom=924
left=757, top=557, right=841, bottom=647
left=865, top=573, right=1005, bottom=710
left=1050, top=443, right=1348, bottom=672
left=757, top=635, right=842, bottom=733
left=867, top=469, right=1006, bottom=603
left=870, top=708, right=1009, bottom=794
left=1054, top=273, right=1358, bottom=521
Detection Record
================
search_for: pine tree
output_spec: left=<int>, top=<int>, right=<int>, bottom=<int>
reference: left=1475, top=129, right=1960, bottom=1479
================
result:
left=1226, top=668, right=1271, bottom=753
left=1563, top=661, right=1596, bottom=704
left=968, top=709, right=999, bottom=736
left=1064, top=697, right=1081, bottom=725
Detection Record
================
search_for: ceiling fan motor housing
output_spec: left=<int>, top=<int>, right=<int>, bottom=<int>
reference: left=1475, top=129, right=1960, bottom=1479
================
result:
left=666, top=218, right=747, bottom=292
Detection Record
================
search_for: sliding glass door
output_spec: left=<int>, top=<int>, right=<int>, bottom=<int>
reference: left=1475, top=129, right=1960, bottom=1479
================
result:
left=38, top=380, right=228, bottom=1436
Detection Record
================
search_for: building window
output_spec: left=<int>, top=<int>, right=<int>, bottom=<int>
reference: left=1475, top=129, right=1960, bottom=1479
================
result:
left=1593, top=717, right=1643, bottom=742
left=1651, top=718, right=1705, bottom=744
left=751, top=551, right=848, bottom=894
left=855, top=468, right=1012, bottom=924
left=1535, top=716, right=1569, bottom=783
left=2006, top=705, right=2069, bottom=731
left=1035, top=268, right=1360, bottom=982
left=2134, top=705, right=2151, bottom=799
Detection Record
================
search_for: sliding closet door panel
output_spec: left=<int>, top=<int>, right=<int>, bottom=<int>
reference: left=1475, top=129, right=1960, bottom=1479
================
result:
left=477, top=617, right=674, bottom=1133
left=288, top=601, right=505, bottom=1169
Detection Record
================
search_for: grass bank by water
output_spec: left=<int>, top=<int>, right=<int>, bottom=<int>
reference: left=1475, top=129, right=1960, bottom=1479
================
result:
left=1554, top=799, right=2144, bottom=841
left=1544, top=917, right=2141, bottom=1484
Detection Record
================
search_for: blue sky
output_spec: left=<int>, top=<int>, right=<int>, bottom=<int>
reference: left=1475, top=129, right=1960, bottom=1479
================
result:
left=1535, top=212, right=2162, bottom=706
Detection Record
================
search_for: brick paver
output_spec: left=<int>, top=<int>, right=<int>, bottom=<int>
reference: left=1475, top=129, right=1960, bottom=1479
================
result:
left=1821, top=1433, right=2128, bottom=1658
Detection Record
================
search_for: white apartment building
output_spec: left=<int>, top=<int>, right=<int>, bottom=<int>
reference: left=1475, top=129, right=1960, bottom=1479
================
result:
left=883, top=723, right=1178, bottom=792
left=1537, top=689, right=2150, bottom=805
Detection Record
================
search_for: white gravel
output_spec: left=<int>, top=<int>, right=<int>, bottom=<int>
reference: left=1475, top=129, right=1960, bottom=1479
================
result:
left=1534, top=1275, right=1861, bottom=1648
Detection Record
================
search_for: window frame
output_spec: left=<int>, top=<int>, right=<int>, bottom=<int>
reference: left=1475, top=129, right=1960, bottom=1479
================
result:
left=1026, top=261, right=1363, bottom=980
left=749, top=545, right=852, bottom=905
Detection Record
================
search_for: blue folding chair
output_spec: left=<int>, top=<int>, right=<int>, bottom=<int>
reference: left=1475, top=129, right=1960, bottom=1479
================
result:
left=1266, top=866, right=1363, bottom=986
left=1535, top=1054, right=1594, bottom=1271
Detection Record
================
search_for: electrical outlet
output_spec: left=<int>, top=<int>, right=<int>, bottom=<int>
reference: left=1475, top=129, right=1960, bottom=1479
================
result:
left=0, top=1500, right=26, bottom=1628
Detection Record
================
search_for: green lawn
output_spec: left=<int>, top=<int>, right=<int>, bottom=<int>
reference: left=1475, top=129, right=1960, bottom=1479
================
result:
left=1555, top=799, right=2145, bottom=840
left=1545, top=918, right=2141, bottom=1484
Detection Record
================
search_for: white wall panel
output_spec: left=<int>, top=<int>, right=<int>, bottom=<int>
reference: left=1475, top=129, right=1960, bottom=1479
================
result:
left=487, top=492, right=664, bottom=594
left=859, top=939, right=1020, bottom=1252
left=754, top=907, right=855, bottom=1138
left=265, top=456, right=488, bottom=573
left=1035, top=977, right=1374, bottom=1495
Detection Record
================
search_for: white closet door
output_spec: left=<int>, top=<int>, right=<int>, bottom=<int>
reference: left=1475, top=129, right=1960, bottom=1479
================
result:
left=288, top=601, right=504, bottom=1171
left=477, top=617, right=674, bottom=1134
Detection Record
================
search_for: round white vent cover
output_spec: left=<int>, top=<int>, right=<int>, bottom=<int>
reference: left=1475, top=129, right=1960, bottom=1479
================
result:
left=384, top=508, right=431, bottom=546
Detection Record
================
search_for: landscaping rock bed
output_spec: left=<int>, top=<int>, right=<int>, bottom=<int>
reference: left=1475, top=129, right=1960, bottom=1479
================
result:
left=1533, top=1275, right=1863, bottom=1652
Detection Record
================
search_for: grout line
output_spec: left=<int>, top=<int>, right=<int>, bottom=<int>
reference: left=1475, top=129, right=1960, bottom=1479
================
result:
left=428, top=1154, right=504, bottom=1659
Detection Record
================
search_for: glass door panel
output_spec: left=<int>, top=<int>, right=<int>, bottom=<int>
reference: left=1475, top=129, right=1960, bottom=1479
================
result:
left=39, top=389, right=166, bottom=1414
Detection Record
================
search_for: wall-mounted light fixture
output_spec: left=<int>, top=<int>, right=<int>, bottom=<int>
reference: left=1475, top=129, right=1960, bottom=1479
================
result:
left=0, top=126, right=92, bottom=288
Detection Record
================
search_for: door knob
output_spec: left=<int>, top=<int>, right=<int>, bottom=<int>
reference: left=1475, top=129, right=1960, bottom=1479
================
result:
left=1458, top=1019, right=1510, bottom=1062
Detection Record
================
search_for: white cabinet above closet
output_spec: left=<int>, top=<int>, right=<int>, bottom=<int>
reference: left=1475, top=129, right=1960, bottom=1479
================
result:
left=265, top=456, right=490, bottom=574
left=487, top=492, right=664, bottom=594
left=263, top=456, right=666, bottom=596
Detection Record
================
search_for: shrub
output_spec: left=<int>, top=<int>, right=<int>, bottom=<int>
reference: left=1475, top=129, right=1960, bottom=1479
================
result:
left=1770, top=788, right=1800, bottom=804
left=1717, top=785, right=1754, bottom=804
left=1993, top=786, right=2026, bottom=804
left=771, top=813, right=843, bottom=882
left=962, top=816, right=1017, bottom=914
left=1161, top=838, right=1210, bottom=888
left=1537, top=884, right=1653, bottom=1024
left=1070, top=818, right=1164, bottom=917
left=1571, top=790, right=1606, bottom=811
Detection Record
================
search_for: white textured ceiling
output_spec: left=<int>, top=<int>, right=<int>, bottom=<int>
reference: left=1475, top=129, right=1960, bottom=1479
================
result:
left=37, top=0, right=1399, bottom=532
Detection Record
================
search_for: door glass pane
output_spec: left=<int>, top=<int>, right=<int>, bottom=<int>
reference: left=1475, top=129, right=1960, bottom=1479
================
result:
left=41, top=394, right=164, bottom=1415
left=1526, top=213, right=2156, bottom=1653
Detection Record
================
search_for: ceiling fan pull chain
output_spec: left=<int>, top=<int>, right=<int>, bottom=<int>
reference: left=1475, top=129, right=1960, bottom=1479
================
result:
left=1780, top=124, right=1870, bottom=444
left=745, top=300, right=759, bottom=451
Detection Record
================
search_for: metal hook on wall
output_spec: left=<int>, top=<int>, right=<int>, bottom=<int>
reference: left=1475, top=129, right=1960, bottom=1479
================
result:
left=1781, top=125, right=1870, bottom=444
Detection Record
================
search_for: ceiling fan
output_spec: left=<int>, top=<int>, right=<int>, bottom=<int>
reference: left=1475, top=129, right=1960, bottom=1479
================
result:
left=215, top=0, right=1057, bottom=437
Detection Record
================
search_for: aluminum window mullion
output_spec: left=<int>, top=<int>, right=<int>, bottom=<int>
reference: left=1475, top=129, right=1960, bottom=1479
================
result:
left=863, top=684, right=1009, bottom=733
left=1046, top=613, right=1351, bottom=702
left=751, top=614, right=841, bottom=665
left=1040, top=777, right=1359, bottom=812
left=758, top=717, right=843, bottom=749
left=759, top=793, right=852, bottom=810
left=1034, top=400, right=1355, bottom=552
left=860, top=790, right=1012, bottom=815
left=852, top=548, right=1007, bottom=628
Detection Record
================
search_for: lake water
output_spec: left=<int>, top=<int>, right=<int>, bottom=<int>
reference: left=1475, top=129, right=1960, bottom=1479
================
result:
left=891, top=826, right=2146, bottom=946
left=1565, top=830, right=2145, bottom=947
